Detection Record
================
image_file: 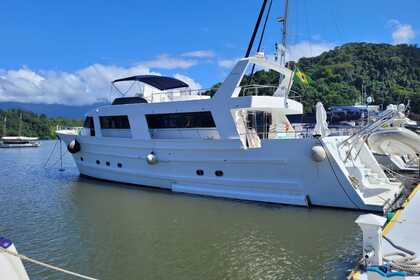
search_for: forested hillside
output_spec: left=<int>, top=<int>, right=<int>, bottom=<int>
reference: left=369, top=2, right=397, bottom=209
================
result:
left=216, top=43, right=420, bottom=114
left=0, top=109, right=82, bottom=139
left=296, top=43, right=420, bottom=113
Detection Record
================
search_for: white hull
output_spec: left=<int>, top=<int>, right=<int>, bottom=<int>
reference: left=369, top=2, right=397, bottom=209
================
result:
left=57, top=132, right=402, bottom=212
left=0, top=142, right=40, bottom=148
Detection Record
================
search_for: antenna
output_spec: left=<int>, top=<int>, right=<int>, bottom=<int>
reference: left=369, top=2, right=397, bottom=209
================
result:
left=277, top=0, right=289, bottom=65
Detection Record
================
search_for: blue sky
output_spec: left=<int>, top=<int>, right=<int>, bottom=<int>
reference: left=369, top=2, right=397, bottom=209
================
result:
left=0, top=0, right=418, bottom=105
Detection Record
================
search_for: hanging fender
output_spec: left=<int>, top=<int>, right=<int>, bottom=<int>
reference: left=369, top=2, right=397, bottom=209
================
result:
left=67, top=140, right=81, bottom=154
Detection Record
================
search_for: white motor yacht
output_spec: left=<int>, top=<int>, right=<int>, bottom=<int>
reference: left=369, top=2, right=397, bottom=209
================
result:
left=56, top=1, right=404, bottom=212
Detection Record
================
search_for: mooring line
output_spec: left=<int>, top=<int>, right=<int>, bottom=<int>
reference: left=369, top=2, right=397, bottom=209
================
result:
left=0, top=247, right=99, bottom=280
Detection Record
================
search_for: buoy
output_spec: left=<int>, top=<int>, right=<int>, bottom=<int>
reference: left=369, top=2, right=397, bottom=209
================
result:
left=67, top=140, right=81, bottom=154
left=146, top=152, right=158, bottom=165
left=311, top=145, right=326, bottom=162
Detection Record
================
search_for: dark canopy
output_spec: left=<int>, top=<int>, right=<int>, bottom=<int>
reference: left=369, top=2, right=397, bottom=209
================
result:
left=112, top=75, right=189, bottom=91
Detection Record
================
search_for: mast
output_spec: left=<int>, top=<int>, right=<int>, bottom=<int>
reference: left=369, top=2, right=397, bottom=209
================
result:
left=277, top=0, right=289, bottom=65
left=19, top=113, right=22, bottom=137
left=282, top=0, right=289, bottom=48
left=2, top=116, right=6, bottom=137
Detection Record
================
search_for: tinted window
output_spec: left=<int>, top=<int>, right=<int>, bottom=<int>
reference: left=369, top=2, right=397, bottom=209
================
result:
left=100, top=116, right=131, bottom=129
left=83, top=116, right=95, bottom=136
left=146, top=112, right=216, bottom=129
left=83, top=116, right=94, bottom=128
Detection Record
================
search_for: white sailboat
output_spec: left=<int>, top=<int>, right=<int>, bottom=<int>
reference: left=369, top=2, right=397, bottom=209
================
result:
left=57, top=0, right=405, bottom=211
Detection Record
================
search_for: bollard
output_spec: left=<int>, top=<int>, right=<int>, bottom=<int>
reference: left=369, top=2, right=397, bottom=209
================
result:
left=355, top=214, right=387, bottom=266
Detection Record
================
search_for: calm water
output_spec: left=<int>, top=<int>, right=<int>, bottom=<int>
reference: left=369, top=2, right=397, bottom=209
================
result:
left=0, top=140, right=363, bottom=280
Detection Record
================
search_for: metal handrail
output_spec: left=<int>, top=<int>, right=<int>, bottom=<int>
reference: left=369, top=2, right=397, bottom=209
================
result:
left=148, top=88, right=212, bottom=102
left=339, top=109, right=399, bottom=162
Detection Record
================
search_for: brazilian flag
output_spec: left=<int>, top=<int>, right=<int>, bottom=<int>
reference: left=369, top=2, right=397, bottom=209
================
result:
left=294, top=68, right=309, bottom=86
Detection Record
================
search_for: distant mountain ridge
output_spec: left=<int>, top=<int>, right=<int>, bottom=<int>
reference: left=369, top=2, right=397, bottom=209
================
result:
left=0, top=102, right=106, bottom=119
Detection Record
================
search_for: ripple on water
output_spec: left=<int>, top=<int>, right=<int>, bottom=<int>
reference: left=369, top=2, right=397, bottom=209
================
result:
left=0, top=141, right=362, bottom=280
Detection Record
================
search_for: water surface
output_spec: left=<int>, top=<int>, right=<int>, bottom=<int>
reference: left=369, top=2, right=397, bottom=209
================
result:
left=0, top=140, right=362, bottom=279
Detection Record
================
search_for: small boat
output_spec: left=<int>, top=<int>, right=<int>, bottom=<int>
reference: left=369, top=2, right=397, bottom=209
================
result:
left=1, top=115, right=40, bottom=148
left=0, top=136, right=40, bottom=148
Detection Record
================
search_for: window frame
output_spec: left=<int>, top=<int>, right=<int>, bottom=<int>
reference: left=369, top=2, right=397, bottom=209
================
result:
left=99, top=115, right=131, bottom=130
left=145, top=111, right=216, bottom=129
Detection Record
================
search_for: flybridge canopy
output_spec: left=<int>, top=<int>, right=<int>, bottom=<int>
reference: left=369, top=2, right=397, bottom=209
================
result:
left=112, top=75, right=189, bottom=91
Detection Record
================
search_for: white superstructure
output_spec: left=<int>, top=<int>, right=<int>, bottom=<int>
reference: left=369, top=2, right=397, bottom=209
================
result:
left=57, top=51, right=404, bottom=212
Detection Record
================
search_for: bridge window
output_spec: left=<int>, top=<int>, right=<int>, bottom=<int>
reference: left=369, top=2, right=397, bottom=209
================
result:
left=99, top=115, right=132, bottom=138
left=83, top=116, right=95, bottom=136
left=100, top=115, right=131, bottom=129
left=146, top=111, right=216, bottom=129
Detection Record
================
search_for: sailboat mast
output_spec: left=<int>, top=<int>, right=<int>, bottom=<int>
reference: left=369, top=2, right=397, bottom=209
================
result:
left=2, top=116, right=6, bottom=137
left=19, top=113, right=22, bottom=137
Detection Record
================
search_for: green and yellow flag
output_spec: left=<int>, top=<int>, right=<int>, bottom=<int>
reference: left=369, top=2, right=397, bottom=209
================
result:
left=294, top=68, right=309, bottom=86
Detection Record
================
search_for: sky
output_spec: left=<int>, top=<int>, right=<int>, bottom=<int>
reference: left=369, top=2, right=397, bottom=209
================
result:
left=0, top=0, right=419, bottom=105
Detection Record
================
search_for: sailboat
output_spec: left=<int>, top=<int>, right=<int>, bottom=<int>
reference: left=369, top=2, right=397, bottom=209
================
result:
left=56, top=0, right=406, bottom=211
left=0, top=114, right=40, bottom=148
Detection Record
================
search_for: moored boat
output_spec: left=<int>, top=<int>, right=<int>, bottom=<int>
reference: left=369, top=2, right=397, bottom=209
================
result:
left=56, top=0, right=406, bottom=212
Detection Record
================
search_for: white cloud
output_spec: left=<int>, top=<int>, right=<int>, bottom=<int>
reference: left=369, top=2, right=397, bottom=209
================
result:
left=0, top=64, right=201, bottom=105
left=139, top=54, right=197, bottom=69
left=181, top=50, right=215, bottom=59
left=217, top=41, right=334, bottom=69
left=388, top=19, right=416, bottom=44
left=218, top=58, right=240, bottom=69
left=174, top=74, right=202, bottom=90
left=287, top=41, right=335, bottom=62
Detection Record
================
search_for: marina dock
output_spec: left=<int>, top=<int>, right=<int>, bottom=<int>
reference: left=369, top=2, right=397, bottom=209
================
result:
left=350, top=184, right=420, bottom=279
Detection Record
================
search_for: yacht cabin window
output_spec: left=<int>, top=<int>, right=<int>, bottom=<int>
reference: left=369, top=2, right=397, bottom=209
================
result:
left=100, top=115, right=131, bottom=129
left=99, top=115, right=132, bottom=138
left=146, top=111, right=216, bottom=129
left=83, top=116, right=95, bottom=136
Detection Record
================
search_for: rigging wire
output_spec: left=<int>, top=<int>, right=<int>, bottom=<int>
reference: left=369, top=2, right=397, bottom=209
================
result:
left=245, top=0, right=269, bottom=58
left=248, top=0, right=273, bottom=83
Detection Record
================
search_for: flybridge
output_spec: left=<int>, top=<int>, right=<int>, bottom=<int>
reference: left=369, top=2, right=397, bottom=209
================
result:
left=112, top=75, right=189, bottom=91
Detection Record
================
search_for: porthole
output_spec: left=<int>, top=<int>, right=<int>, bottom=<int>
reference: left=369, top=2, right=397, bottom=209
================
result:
left=80, top=157, right=84, bottom=161
left=215, top=170, right=224, bottom=177
left=96, top=160, right=100, bottom=165
left=117, top=163, right=122, bottom=168
left=196, top=169, right=204, bottom=176
left=106, top=161, right=110, bottom=166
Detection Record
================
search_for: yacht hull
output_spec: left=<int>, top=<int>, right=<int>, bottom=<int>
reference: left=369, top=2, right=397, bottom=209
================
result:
left=58, top=133, right=399, bottom=212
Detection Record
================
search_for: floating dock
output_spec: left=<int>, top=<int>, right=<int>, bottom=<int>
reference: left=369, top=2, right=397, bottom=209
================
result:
left=349, top=184, right=420, bottom=279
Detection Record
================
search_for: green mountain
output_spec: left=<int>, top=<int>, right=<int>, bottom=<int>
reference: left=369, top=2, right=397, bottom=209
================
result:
left=217, top=43, right=420, bottom=115
left=296, top=43, right=420, bottom=113
left=0, top=109, right=82, bottom=139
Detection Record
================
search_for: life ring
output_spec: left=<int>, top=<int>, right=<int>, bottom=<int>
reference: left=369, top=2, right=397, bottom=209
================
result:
left=67, top=140, right=81, bottom=154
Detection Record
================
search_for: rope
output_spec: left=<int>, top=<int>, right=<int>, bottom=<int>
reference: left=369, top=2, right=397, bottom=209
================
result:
left=43, top=140, right=59, bottom=168
left=0, top=247, right=99, bottom=280
left=380, top=164, right=420, bottom=183
left=382, top=235, right=420, bottom=275
left=383, top=252, right=420, bottom=275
